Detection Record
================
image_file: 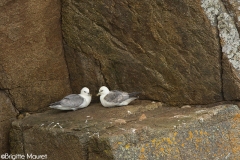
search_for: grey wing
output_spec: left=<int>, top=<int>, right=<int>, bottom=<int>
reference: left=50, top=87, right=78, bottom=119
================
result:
left=60, top=94, right=84, bottom=108
left=104, top=91, right=130, bottom=103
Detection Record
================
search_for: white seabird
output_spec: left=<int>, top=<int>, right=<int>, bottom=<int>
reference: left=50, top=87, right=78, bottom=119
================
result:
left=97, top=86, right=140, bottom=107
left=49, top=87, right=92, bottom=111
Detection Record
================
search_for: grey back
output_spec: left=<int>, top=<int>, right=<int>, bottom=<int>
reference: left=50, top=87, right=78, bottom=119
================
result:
left=104, top=91, right=129, bottom=103
left=60, top=94, right=84, bottom=108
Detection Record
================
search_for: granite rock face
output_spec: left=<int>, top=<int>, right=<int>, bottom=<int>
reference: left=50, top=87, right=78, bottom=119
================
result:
left=10, top=101, right=240, bottom=159
left=0, top=91, right=18, bottom=154
left=0, top=0, right=73, bottom=154
left=221, top=0, right=240, bottom=32
left=201, top=0, right=240, bottom=100
left=3, top=0, right=240, bottom=157
left=0, top=0, right=71, bottom=112
left=62, top=0, right=222, bottom=104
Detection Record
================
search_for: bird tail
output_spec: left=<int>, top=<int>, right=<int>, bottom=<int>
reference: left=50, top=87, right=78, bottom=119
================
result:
left=128, top=92, right=141, bottom=98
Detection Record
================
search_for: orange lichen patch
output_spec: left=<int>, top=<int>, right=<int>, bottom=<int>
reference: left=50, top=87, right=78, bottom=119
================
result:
left=174, top=132, right=178, bottom=137
left=174, top=155, right=179, bottom=159
left=194, top=143, right=199, bottom=149
left=194, top=130, right=199, bottom=135
left=199, top=130, right=204, bottom=136
left=230, top=136, right=240, bottom=154
left=118, top=142, right=122, bottom=145
left=155, top=140, right=162, bottom=148
left=165, top=137, right=173, bottom=145
left=114, top=119, right=126, bottom=124
left=166, top=147, right=172, bottom=153
left=189, top=131, right=193, bottom=139
left=233, top=113, right=240, bottom=121
left=140, top=147, right=145, bottom=153
left=172, top=137, right=176, bottom=143
left=151, top=139, right=156, bottom=144
left=232, top=145, right=240, bottom=154
left=195, top=138, right=202, bottom=143
left=175, top=148, right=180, bottom=154
left=139, top=154, right=146, bottom=160
left=125, top=143, right=130, bottom=149
left=187, top=131, right=193, bottom=140
left=160, top=147, right=164, bottom=152
left=181, top=143, right=185, bottom=147
left=139, top=114, right=147, bottom=121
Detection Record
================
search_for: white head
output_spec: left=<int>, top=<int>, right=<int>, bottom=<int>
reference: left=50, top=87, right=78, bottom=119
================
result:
left=80, top=87, right=91, bottom=96
left=97, top=86, right=110, bottom=96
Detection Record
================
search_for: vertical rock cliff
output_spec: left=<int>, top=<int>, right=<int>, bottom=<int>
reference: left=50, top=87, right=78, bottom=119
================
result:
left=62, top=0, right=223, bottom=104
left=0, top=0, right=71, bottom=153
left=0, top=0, right=71, bottom=111
left=1, top=0, right=240, bottom=156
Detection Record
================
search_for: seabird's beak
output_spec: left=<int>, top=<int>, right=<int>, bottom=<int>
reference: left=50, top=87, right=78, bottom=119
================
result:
left=96, top=93, right=101, bottom=96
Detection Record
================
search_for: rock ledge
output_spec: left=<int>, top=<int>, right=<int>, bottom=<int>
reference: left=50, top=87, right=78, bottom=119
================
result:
left=10, top=101, right=240, bottom=160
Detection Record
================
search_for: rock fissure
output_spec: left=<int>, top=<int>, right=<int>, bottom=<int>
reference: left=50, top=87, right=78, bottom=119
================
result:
left=4, top=90, right=19, bottom=114
left=98, top=60, right=109, bottom=87
left=216, top=16, right=225, bottom=101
